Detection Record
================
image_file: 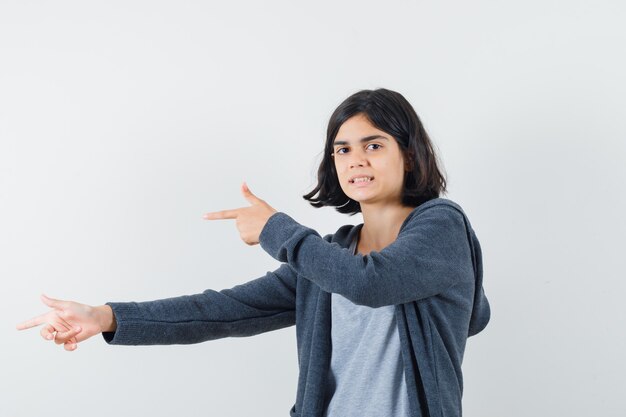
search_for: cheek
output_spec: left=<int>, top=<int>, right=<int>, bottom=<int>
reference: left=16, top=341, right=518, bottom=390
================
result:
left=333, top=163, right=343, bottom=180
left=378, top=161, right=406, bottom=187
left=334, top=163, right=348, bottom=186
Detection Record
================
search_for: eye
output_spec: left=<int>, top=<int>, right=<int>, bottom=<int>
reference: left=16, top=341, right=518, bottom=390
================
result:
left=335, top=143, right=381, bottom=155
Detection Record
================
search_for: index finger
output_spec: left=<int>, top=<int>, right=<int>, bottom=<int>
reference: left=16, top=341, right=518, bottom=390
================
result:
left=203, top=209, right=240, bottom=220
left=16, top=313, right=48, bottom=331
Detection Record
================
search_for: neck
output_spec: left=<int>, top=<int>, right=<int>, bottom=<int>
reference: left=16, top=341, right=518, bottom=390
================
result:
left=358, top=203, right=416, bottom=252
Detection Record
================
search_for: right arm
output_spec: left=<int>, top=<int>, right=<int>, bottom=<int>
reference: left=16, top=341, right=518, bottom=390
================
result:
left=16, top=263, right=297, bottom=349
left=103, top=262, right=297, bottom=345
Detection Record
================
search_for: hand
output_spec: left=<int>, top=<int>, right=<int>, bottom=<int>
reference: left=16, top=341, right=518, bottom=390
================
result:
left=16, top=294, right=112, bottom=352
left=203, top=181, right=277, bottom=245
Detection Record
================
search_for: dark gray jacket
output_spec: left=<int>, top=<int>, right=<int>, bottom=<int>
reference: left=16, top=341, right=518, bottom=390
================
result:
left=103, top=197, right=490, bottom=417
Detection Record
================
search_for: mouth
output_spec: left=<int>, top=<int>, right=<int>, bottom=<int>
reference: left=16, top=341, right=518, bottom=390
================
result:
left=349, top=176, right=375, bottom=185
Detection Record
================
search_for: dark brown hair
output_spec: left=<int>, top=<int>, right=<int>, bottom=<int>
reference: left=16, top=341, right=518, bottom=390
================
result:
left=302, top=88, right=447, bottom=215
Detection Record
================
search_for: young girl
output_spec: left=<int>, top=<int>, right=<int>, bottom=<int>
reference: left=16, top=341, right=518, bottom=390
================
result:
left=17, top=88, right=490, bottom=417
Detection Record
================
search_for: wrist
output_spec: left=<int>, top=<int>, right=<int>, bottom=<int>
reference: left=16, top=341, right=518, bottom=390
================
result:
left=95, top=305, right=116, bottom=333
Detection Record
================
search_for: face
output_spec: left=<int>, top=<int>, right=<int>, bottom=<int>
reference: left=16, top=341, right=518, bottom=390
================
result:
left=332, top=113, right=408, bottom=207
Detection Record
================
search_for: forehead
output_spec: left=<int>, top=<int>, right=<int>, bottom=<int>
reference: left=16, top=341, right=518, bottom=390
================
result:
left=334, top=114, right=391, bottom=145
left=337, top=114, right=381, bottom=134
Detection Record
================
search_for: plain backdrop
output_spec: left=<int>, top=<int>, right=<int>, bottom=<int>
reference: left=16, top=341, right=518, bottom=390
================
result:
left=1, top=1, right=625, bottom=416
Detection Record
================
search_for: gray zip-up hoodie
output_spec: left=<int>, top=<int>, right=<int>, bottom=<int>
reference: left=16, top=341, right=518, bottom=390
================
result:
left=103, top=197, right=490, bottom=417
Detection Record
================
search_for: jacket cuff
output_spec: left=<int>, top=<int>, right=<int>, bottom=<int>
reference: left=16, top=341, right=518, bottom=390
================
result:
left=101, top=302, right=143, bottom=345
left=259, top=212, right=300, bottom=260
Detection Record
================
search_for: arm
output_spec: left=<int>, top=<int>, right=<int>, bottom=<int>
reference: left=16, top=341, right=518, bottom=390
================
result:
left=16, top=265, right=296, bottom=349
left=102, top=262, right=297, bottom=345
left=259, top=205, right=474, bottom=308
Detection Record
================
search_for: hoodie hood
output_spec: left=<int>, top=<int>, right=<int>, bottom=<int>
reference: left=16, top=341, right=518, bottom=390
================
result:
left=412, top=198, right=491, bottom=337
left=466, top=223, right=491, bottom=336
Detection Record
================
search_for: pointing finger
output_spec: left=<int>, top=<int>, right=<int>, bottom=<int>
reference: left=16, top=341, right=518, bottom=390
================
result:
left=203, top=209, right=241, bottom=220
left=16, top=313, right=48, bottom=330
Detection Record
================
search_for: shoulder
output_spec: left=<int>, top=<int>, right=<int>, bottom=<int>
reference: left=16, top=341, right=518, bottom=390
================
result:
left=414, top=197, right=466, bottom=216
left=401, top=197, right=471, bottom=232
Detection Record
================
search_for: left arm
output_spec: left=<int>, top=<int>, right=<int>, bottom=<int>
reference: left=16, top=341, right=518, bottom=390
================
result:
left=259, top=206, right=474, bottom=308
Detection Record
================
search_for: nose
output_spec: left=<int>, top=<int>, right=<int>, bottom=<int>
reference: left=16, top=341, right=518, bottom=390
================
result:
left=348, top=151, right=368, bottom=168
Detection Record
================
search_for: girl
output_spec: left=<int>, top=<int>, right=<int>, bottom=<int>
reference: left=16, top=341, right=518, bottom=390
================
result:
left=17, top=88, right=490, bottom=417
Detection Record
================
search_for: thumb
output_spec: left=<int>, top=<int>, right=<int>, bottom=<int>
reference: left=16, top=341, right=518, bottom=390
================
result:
left=41, top=294, right=64, bottom=309
left=241, top=181, right=263, bottom=205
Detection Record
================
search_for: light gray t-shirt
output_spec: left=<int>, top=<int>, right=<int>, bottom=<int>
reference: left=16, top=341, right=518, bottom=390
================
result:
left=323, top=229, right=411, bottom=417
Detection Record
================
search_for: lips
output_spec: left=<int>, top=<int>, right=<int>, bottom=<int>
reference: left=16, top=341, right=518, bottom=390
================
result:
left=349, top=177, right=375, bottom=188
left=349, top=175, right=375, bottom=183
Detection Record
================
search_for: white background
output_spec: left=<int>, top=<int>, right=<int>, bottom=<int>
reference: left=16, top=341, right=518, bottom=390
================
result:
left=1, top=1, right=625, bottom=416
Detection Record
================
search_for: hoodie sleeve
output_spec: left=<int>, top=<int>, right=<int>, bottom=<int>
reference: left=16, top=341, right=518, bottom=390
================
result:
left=101, top=262, right=297, bottom=345
left=259, top=205, right=475, bottom=308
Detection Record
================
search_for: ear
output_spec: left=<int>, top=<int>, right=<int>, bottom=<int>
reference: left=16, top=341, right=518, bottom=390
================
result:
left=404, top=150, right=415, bottom=172
left=403, top=156, right=413, bottom=172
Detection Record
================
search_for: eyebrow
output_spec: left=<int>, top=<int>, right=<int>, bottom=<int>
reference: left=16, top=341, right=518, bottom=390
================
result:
left=333, top=135, right=389, bottom=146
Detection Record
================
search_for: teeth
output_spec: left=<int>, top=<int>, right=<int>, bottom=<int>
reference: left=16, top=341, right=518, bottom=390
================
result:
left=352, top=177, right=372, bottom=183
